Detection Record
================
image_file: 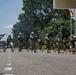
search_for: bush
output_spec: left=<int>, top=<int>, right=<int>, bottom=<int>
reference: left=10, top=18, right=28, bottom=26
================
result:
left=42, top=45, right=46, bottom=49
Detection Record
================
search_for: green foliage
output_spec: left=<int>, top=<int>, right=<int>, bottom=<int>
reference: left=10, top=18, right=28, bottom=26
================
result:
left=12, top=0, right=75, bottom=47
left=42, top=45, right=46, bottom=49
left=0, top=41, right=6, bottom=46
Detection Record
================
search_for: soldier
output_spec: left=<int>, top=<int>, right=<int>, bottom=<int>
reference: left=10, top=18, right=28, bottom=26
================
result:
left=3, top=35, right=14, bottom=52
left=52, top=40, right=56, bottom=52
left=56, top=35, right=61, bottom=53
left=17, top=32, right=24, bottom=52
left=63, top=38, right=66, bottom=51
left=30, top=32, right=37, bottom=53
left=44, top=34, right=50, bottom=53
left=69, top=35, right=75, bottom=52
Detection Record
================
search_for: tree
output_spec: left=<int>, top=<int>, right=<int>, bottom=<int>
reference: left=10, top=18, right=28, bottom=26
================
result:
left=12, top=0, right=75, bottom=47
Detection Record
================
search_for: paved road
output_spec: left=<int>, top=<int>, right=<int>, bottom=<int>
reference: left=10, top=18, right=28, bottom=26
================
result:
left=0, top=49, right=76, bottom=75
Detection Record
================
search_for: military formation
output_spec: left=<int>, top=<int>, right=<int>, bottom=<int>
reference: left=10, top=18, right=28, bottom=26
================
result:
left=0, top=32, right=76, bottom=54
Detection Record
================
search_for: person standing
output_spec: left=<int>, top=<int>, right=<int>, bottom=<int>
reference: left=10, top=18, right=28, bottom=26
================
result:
left=56, top=35, right=61, bottom=53
left=17, top=32, right=24, bottom=52
left=3, top=35, right=14, bottom=52
left=63, top=38, right=66, bottom=51
left=69, top=35, right=75, bottom=52
left=30, top=32, right=37, bottom=53
left=44, top=34, right=50, bottom=53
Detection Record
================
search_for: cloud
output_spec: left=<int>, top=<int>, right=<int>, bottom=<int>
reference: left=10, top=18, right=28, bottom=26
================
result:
left=3, top=24, right=13, bottom=29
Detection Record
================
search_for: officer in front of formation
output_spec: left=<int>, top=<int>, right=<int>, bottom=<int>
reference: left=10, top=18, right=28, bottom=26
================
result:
left=3, top=35, right=14, bottom=52
left=17, top=32, right=24, bottom=52
left=30, top=32, right=37, bottom=53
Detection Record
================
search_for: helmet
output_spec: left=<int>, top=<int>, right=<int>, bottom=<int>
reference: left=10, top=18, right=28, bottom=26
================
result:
left=71, top=34, right=73, bottom=37
left=19, top=32, right=22, bottom=35
left=31, top=32, right=34, bottom=34
left=46, top=34, right=48, bottom=36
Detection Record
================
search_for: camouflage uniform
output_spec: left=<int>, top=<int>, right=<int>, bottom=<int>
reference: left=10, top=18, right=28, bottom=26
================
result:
left=30, top=32, right=37, bottom=53
left=63, top=38, right=66, bottom=51
left=17, top=33, right=24, bottom=52
left=69, top=35, right=75, bottom=52
left=45, top=34, right=50, bottom=53
left=3, top=35, right=14, bottom=52
left=56, top=37, right=61, bottom=53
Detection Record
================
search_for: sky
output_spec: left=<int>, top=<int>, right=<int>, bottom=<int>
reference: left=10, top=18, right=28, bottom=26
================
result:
left=0, top=0, right=22, bottom=40
left=0, top=0, right=76, bottom=41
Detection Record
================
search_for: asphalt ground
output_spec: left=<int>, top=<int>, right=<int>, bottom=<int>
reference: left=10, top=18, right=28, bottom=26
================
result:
left=0, top=48, right=76, bottom=75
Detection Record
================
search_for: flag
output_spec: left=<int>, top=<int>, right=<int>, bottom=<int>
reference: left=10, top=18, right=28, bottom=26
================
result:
left=69, top=9, right=74, bottom=17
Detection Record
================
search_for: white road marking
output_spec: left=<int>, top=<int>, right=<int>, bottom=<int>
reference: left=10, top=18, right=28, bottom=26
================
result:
left=6, top=63, right=12, bottom=66
left=4, top=67, right=12, bottom=71
left=3, top=74, right=13, bottom=75
left=4, top=50, right=13, bottom=75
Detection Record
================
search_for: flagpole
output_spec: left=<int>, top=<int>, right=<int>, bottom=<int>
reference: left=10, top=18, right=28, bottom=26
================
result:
left=69, top=9, right=74, bottom=35
left=70, top=16, right=72, bottom=35
left=74, top=9, right=76, bottom=36
left=75, top=20, right=76, bottom=36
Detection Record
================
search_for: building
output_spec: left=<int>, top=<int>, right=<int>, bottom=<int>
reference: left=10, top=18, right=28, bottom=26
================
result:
left=53, top=0, right=76, bottom=9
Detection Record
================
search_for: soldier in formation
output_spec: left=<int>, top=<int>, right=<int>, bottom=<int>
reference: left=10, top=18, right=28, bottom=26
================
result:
left=69, top=35, right=75, bottom=53
left=17, top=32, right=24, bottom=52
left=44, top=34, right=50, bottom=53
left=56, top=36, right=61, bottom=53
left=30, top=32, right=37, bottom=53
left=63, top=38, right=66, bottom=51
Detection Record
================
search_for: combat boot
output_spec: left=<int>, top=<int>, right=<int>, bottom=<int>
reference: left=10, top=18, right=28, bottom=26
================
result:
left=34, top=50, right=37, bottom=53
left=58, top=51, right=60, bottom=53
left=47, top=50, right=50, bottom=53
left=11, top=48, right=14, bottom=52
left=27, top=49, right=29, bottom=52
left=3, top=50, right=6, bottom=52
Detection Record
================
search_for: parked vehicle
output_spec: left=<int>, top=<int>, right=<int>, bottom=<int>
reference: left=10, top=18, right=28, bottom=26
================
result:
left=0, top=44, right=5, bottom=49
